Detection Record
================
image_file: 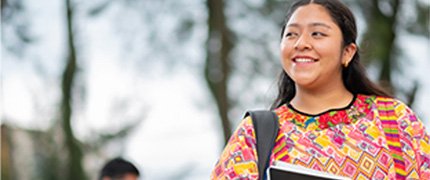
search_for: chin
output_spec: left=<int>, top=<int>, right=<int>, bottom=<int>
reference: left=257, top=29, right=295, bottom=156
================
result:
left=295, top=82, right=315, bottom=88
left=292, top=77, right=317, bottom=87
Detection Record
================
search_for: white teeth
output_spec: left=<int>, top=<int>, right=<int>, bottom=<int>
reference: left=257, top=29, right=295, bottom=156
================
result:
left=295, top=58, right=315, bottom=63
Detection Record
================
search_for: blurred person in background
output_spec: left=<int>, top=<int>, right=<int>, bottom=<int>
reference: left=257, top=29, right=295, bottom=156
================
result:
left=99, top=157, right=140, bottom=180
left=211, top=0, right=430, bottom=179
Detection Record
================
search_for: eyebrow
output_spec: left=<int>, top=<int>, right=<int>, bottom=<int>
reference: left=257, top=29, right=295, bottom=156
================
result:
left=287, top=22, right=332, bottom=29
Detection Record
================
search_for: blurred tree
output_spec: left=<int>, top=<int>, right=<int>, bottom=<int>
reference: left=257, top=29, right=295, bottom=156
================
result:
left=1, top=0, right=33, bottom=57
left=354, top=0, right=429, bottom=105
left=205, top=0, right=234, bottom=144
left=1, top=125, right=12, bottom=180
left=1, top=0, right=145, bottom=179
left=204, top=0, right=288, bottom=145
left=60, top=0, right=86, bottom=179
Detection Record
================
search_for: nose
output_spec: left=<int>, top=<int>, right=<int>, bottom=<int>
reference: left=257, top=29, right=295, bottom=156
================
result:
left=294, top=34, right=312, bottom=50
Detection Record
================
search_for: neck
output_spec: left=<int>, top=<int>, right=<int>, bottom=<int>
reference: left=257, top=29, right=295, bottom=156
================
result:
left=290, top=82, right=353, bottom=115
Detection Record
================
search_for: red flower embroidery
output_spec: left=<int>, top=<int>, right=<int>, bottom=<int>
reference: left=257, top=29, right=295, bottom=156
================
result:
left=330, top=113, right=342, bottom=125
left=318, top=114, right=330, bottom=129
left=344, top=116, right=352, bottom=124
left=333, top=111, right=348, bottom=125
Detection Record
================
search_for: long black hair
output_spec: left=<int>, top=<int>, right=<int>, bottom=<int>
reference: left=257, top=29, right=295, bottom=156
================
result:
left=271, top=0, right=391, bottom=109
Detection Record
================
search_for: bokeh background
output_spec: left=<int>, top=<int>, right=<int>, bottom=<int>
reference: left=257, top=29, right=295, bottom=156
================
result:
left=1, top=0, right=429, bottom=179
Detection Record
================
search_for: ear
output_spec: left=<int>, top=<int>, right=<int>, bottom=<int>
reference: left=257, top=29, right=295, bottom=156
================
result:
left=342, top=43, right=357, bottom=67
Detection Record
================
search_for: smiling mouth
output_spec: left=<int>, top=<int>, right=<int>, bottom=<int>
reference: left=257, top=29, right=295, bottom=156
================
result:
left=293, top=58, right=318, bottom=63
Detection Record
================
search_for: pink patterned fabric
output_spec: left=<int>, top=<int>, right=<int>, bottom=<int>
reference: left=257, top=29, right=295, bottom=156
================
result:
left=211, top=94, right=430, bottom=179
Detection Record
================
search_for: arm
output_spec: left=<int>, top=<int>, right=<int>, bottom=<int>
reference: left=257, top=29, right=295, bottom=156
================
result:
left=210, top=117, right=259, bottom=180
left=395, top=101, right=430, bottom=179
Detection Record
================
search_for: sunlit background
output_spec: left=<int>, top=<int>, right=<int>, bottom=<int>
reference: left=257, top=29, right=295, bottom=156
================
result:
left=1, top=0, right=429, bottom=179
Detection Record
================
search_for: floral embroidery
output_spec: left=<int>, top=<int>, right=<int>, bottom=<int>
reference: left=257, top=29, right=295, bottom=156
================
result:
left=211, top=94, right=430, bottom=180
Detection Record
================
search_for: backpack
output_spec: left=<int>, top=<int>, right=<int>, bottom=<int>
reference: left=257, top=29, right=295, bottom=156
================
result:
left=244, top=111, right=279, bottom=180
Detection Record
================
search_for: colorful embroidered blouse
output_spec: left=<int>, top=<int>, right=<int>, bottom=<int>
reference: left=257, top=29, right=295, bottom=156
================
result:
left=211, top=95, right=430, bottom=179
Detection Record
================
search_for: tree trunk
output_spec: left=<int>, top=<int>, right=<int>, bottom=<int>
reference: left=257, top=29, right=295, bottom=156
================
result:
left=362, top=0, right=400, bottom=94
left=1, top=125, right=13, bottom=180
left=205, top=0, right=234, bottom=144
left=61, top=0, right=86, bottom=179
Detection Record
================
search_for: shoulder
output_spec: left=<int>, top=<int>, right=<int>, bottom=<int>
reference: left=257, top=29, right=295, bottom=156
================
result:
left=220, top=115, right=258, bottom=160
left=372, top=95, right=427, bottom=138
left=358, top=95, right=426, bottom=136
left=226, top=116, right=257, bottom=147
left=210, top=116, right=259, bottom=179
left=365, top=95, right=415, bottom=115
left=360, top=94, right=401, bottom=107
left=237, top=116, right=256, bottom=138
left=372, top=96, right=417, bottom=120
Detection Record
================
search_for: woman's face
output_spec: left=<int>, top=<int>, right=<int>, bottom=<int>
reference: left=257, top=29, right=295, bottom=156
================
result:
left=280, top=4, right=356, bottom=90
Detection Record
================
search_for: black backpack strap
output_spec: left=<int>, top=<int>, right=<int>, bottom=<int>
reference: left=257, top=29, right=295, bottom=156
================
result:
left=244, top=111, right=279, bottom=180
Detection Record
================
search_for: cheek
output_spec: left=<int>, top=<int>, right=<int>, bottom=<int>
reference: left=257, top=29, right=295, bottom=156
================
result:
left=280, top=42, right=293, bottom=63
left=314, top=43, right=343, bottom=63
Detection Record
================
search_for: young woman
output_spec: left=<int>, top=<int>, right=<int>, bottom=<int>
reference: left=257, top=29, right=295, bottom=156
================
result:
left=211, top=0, right=430, bottom=179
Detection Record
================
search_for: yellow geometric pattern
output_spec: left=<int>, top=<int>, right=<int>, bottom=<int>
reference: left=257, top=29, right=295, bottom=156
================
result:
left=211, top=95, right=430, bottom=179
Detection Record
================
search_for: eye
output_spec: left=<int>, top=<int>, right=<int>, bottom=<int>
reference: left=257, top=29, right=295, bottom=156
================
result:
left=285, top=32, right=298, bottom=38
left=311, top=32, right=326, bottom=37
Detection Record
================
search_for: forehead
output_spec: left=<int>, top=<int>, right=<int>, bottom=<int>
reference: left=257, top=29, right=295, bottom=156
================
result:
left=287, top=4, right=337, bottom=28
